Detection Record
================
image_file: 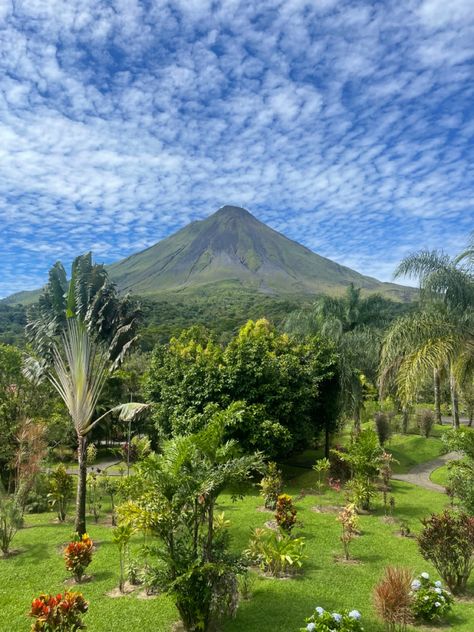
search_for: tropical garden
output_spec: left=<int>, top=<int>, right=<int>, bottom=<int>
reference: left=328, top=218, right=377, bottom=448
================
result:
left=0, top=235, right=473, bottom=632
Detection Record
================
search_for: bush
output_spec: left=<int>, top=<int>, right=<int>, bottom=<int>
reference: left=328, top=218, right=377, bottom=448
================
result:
left=300, top=606, right=363, bottom=631
left=374, top=412, right=392, bottom=446
left=312, top=457, right=330, bottom=494
left=29, top=591, right=88, bottom=631
left=48, top=465, right=74, bottom=522
left=64, top=533, right=93, bottom=582
left=245, top=527, right=305, bottom=577
left=373, top=566, right=413, bottom=631
left=25, top=473, right=50, bottom=514
left=410, top=572, right=453, bottom=622
left=258, top=462, right=283, bottom=510
left=275, top=494, right=297, bottom=532
left=418, top=510, right=474, bottom=593
left=417, top=409, right=435, bottom=438
left=329, top=445, right=351, bottom=483
left=0, top=494, right=23, bottom=556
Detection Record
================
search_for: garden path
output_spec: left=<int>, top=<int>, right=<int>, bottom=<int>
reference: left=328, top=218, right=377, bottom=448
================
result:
left=392, top=451, right=461, bottom=492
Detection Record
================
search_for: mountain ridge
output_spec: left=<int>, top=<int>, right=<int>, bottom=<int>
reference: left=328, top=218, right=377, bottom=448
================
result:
left=3, top=205, right=415, bottom=304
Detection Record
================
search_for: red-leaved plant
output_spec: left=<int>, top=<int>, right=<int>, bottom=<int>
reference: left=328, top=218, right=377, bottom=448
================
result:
left=64, top=533, right=93, bottom=583
left=275, top=494, right=297, bottom=532
left=29, top=591, right=88, bottom=631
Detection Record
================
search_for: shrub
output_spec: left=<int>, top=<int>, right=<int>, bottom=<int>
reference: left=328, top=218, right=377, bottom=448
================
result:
left=374, top=412, right=392, bottom=446
left=64, top=533, right=93, bottom=582
left=345, top=477, right=377, bottom=512
left=373, top=566, right=413, bottom=631
left=0, top=494, right=23, bottom=556
left=417, top=409, right=435, bottom=438
left=275, top=494, right=297, bottom=532
left=25, top=473, right=51, bottom=514
left=399, top=520, right=411, bottom=538
left=300, top=606, right=363, bottom=631
left=410, top=572, right=453, bottom=622
left=245, top=527, right=305, bottom=577
left=258, top=462, right=283, bottom=510
left=337, top=503, right=359, bottom=561
left=99, top=472, right=118, bottom=525
left=418, top=510, right=474, bottom=593
left=86, top=443, right=97, bottom=465
left=86, top=472, right=102, bottom=523
left=48, top=465, right=74, bottom=522
left=312, top=457, right=330, bottom=494
left=29, top=591, right=88, bottom=631
left=126, top=558, right=143, bottom=586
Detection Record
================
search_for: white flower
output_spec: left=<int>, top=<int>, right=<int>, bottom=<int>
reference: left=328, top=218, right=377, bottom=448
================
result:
left=435, top=602, right=441, bottom=608
left=348, top=610, right=361, bottom=620
left=424, top=596, right=429, bottom=601
left=435, top=580, right=442, bottom=587
left=306, top=624, right=316, bottom=632
left=315, top=606, right=325, bottom=616
left=332, top=613, right=342, bottom=622
left=411, top=579, right=421, bottom=590
left=421, top=572, right=430, bottom=580
left=434, top=587, right=442, bottom=594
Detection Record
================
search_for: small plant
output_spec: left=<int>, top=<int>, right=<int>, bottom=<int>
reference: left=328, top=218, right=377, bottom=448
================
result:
left=416, top=409, right=435, bottom=438
left=258, top=462, right=283, bottom=510
left=312, top=458, right=330, bottom=494
left=112, top=523, right=134, bottom=592
left=86, top=443, right=97, bottom=466
left=237, top=569, right=256, bottom=600
left=126, top=558, right=143, bottom=586
left=375, top=412, right=392, bottom=446
left=275, top=494, right=297, bottom=532
left=87, top=472, right=102, bottom=523
left=329, top=446, right=351, bottom=483
left=48, top=465, right=74, bottom=522
left=99, top=472, right=118, bottom=525
left=346, top=477, right=377, bottom=512
left=373, top=566, right=413, bottom=631
left=245, top=527, right=305, bottom=577
left=64, top=533, right=93, bottom=583
left=337, top=503, right=359, bottom=561
left=399, top=520, right=411, bottom=538
left=300, top=606, right=363, bottom=631
left=29, top=591, right=88, bottom=631
left=418, top=510, right=474, bottom=593
left=410, top=572, right=453, bottom=622
left=0, top=494, right=23, bottom=556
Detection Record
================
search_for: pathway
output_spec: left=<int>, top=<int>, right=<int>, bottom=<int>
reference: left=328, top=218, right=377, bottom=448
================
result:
left=392, top=451, right=461, bottom=492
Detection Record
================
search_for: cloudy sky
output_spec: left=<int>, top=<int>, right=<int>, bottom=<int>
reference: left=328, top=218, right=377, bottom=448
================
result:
left=0, top=0, right=473, bottom=297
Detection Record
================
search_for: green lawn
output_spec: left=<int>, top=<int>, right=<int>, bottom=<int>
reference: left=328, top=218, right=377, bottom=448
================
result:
left=2, top=439, right=474, bottom=632
left=386, top=434, right=445, bottom=473
left=430, top=464, right=450, bottom=487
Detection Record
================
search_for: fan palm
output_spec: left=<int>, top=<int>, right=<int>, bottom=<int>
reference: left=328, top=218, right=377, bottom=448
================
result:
left=49, top=319, right=147, bottom=535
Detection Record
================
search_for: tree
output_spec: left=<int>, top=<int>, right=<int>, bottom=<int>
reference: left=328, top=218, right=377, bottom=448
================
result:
left=380, top=244, right=474, bottom=427
left=47, top=320, right=147, bottom=535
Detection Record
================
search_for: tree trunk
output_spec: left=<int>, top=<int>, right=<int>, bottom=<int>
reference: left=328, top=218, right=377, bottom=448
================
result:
left=75, top=434, right=88, bottom=536
left=324, top=425, right=330, bottom=458
left=433, top=368, right=442, bottom=425
left=402, top=407, right=409, bottom=434
left=449, top=370, right=460, bottom=429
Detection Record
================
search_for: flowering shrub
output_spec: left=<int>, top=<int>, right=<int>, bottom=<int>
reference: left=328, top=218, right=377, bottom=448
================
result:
left=411, top=573, right=453, bottom=622
left=29, top=591, right=88, bottom=631
left=258, top=462, right=283, bottom=510
left=64, top=533, right=93, bottom=582
left=275, top=494, right=297, bottom=532
left=300, top=606, right=363, bottom=631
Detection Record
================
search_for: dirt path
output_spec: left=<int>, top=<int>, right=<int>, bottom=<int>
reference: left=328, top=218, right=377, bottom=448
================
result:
left=392, top=451, right=461, bottom=492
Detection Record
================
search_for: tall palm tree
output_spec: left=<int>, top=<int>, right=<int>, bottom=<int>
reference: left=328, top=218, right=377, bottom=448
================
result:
left=49, top=320, right=146, bottom=535
left=381, top=241, right=474, bottom=427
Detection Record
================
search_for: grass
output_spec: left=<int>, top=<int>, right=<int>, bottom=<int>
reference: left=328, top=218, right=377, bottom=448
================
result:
left=430, top=464, right=450, bottom=487
left=2, top=435, right=474, bottom=632
left=386, top=434, right=445, bottom=473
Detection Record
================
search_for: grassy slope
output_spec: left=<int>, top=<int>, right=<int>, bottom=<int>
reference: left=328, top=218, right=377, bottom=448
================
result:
left=1, top=436, right=473, bottom=632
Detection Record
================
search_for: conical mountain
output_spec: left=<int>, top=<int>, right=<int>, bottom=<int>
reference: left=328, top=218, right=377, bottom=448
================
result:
left=108, top=206, right=412, bottom=300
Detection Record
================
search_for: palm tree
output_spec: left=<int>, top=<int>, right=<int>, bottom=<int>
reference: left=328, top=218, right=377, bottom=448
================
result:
left=49, top=319, right=146, bottom=535
left=380, top=242, right=474, bottom=427
left=25, top=254, right=143, bottom=534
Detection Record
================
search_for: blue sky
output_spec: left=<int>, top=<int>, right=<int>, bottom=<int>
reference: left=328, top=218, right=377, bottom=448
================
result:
left=0, top=0, right=473, bottom=298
